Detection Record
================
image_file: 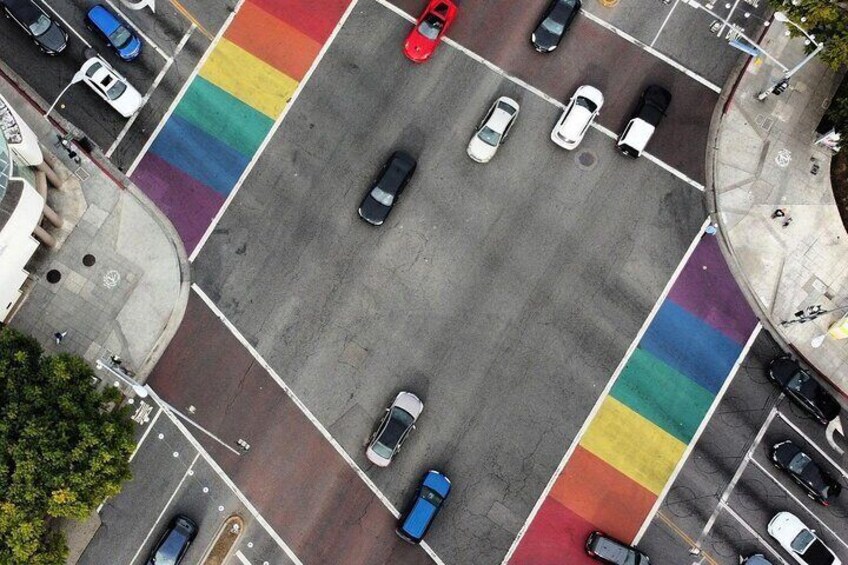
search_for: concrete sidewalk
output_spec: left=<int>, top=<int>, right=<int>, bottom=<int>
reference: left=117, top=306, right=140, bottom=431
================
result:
left=711, top=22, right=848, bottom=388
left=0, top=64, right=190, bottom=387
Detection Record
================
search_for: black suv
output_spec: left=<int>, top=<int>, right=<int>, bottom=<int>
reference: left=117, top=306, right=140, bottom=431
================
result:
left=358, top=151, right=416, bottom=226
left=771, top=440, right=842, bottom=505
left=530, top=0, right=581, bottom=53
left=147, top=515, right=197, bottom=565
left=616, top=85, right=672, bottom=158
left=586, top=531, right=650, bottom=564
left=1, top=0, right=67, bottom=55
left=768, top=356, right=840, bottom=425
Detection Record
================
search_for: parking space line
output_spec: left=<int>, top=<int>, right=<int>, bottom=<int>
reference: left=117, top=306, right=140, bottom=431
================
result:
left=650, top=0, right=680, bottom=48
left=103, top=0, right=170, bottom=61
left=147, top=387, right=305, bottom=565
left=751, top=458, right=848, bottom=552
left=189, top=285, right=446, bottom=565
left=579, top=9, right=721, bottom=93
left=503, top=219, right=710, bottom=563
left=129, top=405, right=163, bottom=462
left=129, top=451, right=200, bottom=565
left=717, top=0, right=741, bottom=37
left=235, top=550, right=251, bottom=564
left=775, top=411, right=848, bottom=481
left=41, top=0, right=92, bottom=49
left=106, top=24, right=196, bottom=158
left=126, top=2, right=242, bottom=177
left=722, top=503, right=790, bottom=565
left=373, top=0, right=705, bottom=193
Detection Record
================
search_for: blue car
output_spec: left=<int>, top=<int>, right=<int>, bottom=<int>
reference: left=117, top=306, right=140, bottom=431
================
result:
left=397, top=470, right=451, bottom=544
left=85, top=5, right=141, bottom=61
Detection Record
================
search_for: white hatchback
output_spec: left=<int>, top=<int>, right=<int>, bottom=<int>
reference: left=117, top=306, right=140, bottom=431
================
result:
left=467, top=96, right=520, bottom=163
left=80, top=56, right=142, bottom=118
left=550, top=85, right=603, bottom=150
left=768, top=512, right=841, bottom=565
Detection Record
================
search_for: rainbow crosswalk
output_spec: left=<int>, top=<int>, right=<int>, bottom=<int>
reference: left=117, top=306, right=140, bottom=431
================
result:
left=131, top=0, right=350, bottom=254
left=510, top=233, right=759, bottom=564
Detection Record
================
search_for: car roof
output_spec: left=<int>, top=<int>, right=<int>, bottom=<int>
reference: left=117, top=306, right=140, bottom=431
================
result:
left=402, top=497, right=437, bottom=539
left=87, top=5, right=120, bottom=31
left=378, top=152, right=415, bottom=191
left=422, top=470, right=451, bottom=497
left=487, top=99, right=518, bottom=132
left=620, top=118, right=655, bottom=152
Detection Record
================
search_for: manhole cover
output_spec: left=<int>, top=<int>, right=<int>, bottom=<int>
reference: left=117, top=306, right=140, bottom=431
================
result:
left=576, top=150, right=597, bottom=170
left=46, top=270, right=61, bottom=284
left=82, top=254, right=96, bottom=267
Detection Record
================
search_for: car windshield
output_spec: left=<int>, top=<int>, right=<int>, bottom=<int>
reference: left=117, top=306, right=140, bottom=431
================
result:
left=791, top=530, right=815, bottom=553
left=155, top=530, right=188, bottom=565
left=541, top=17, right=564, bottom=35
left=788, top=451, right=811, bottom=474
left=29, top=14, right=51, bottom=36
left=575, top=96, right=598, bottom=113
left=418, top=16, right=442, bottom=40
left=375, top=407, right=413, bottom=454
left=109, top=26, right=133, bottom=49
left=496, top=101, right=516, bottom=115
left=85, top=61, right=103, bottom=78
left=420, top=486, right=444, bottom=506
left=370, top=186, right=394, bottom=207
left=477, top=126, right=501, bottom=147
left=105, top=77, right=127, bottom=100
left=801, top=539, right=835, bottom=564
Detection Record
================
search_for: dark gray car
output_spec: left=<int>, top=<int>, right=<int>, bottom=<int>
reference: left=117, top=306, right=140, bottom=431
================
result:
left=147, top=515, right=197, bottom=565
left=530, top=0, right=581, bottom=53
left=586, top=532, right=650, bottom=564
left=358, top=151, right=416, bottom=226
left=1, top=0, right=67, bottom=55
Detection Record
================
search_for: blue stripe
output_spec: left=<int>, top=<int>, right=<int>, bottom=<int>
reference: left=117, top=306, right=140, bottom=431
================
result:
left=639, top=301, right=742, bottom=394
left=149, top=115, right=249, bottom=196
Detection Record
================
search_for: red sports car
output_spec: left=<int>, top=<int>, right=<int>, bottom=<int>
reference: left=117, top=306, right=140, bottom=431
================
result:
left=402, top=0, right=457, bottom=63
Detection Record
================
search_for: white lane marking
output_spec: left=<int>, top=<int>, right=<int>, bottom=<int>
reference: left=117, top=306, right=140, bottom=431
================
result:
left=129, top=405, right=163, bottom=462
left=722, top=504, right=790, bottom=565
left=102, top=0, right=169, bottom=60
left=41, top=0, right=92, bottom=48
left=751, top=458, right=848, bottom=552
left=776, top=411, right=848, bottom=481
left=375, top=0, right=703, bottom=192
left=156, top=395, right=242, bottom=456
left=147, top=387, right=304, bottom=565
left=129, top=451, right=200, bottom=565
left=235, top=550, right=252, bottom=564
left=502, top=219, right=712, bottom=564
left=105, top=24, right=196, bottom=158
left=190, top=285, right=445, bottom=565
left=635, top=323, right=763, bottom=543
left=694, top=400, right=778, bottom=546
left=580, top=9, right=721, bottom=93
left=126, top=1, right=243, bottom=177
left=717, top=0, right=741, bottom=37
left=651, top=0, right=680, bottom=48
left=189, top=0, right=360, bottom=260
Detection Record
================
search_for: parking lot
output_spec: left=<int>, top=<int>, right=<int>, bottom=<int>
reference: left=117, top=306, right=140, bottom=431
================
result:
left=79, top=398, right=293, bottom=565
left=0, top=0, right=234, bottom=171
left=640, top=331, right=848, bottom=564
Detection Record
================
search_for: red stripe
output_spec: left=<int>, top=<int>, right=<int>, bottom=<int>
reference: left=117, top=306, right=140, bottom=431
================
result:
left=247, top=0, right=350, bottom=43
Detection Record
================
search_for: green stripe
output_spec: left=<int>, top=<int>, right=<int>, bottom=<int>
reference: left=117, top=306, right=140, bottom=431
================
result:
left=174, top=77, right=273, bottom=157
left=611, top=348, right=714, bottom=444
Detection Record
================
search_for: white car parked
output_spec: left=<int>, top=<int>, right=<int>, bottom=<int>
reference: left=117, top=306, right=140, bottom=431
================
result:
left=80, top=56, right=142, bottom=118
left=768, top=512, right=841, bottom=565
left=365, top=391, right=423, bottom=467
left=550, top=85, right=603, bottom=150
left=467, top=96, right=519, bottom=163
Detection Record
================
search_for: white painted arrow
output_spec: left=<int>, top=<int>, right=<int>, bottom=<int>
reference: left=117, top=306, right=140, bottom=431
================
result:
left=120, top=0, right=155, bottom=12
left=826, top=416, right=844, bottom=455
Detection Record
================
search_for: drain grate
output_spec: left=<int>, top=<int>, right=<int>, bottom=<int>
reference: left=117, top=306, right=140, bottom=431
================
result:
left=83, top=254, right=96, bottom=267
left=46, top=269, right=61, bottom=284
left=576, top=150, right=597, bottom=170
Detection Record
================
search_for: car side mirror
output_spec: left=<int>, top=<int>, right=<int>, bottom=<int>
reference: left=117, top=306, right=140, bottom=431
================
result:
left=385, top=408, right=390, bottom=412
left=412, top=424, right=416, bottom=430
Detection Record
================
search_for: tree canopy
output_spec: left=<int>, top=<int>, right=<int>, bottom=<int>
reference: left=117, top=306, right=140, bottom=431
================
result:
left=0, top=328, right=135, bottom=564
left=770, top=0, right=848, bottom=70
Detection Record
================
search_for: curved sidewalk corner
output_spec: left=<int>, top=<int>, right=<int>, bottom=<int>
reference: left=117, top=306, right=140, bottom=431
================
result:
left=708, top=22, right=848, bottom=392
left=0, top=62, right=190, bottom=385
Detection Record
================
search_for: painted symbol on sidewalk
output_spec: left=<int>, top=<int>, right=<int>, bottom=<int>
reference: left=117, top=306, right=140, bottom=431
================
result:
left=826, top=416, right=844, bottom=455
left=120, top=0, right=155, bottom=12
left=775, top=148, right=792, bottom=168
left=102, top=269, right=121, bottom=288
left=132, top=401, right=153, bottom=424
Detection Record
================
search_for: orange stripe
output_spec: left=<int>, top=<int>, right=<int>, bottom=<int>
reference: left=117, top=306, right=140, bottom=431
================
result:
left=226, top=1, right=321, bottom=81
left=549, top=446, right=656, bottom=541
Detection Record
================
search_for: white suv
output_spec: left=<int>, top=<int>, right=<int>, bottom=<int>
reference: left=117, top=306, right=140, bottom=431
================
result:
left=768, top=512, right=841, bottom=565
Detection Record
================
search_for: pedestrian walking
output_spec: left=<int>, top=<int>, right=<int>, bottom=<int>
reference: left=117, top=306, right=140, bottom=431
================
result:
left=782, top=217, right=793, bottom=228
left=772, top=208, right=786, bottom=218
left=53, top=331, right=67, bottom=344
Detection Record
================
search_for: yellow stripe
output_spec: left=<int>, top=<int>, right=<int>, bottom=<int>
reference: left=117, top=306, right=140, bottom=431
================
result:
left=580, top=397, right=686, bottom=494
left=199, top=39, right=298, bottom=119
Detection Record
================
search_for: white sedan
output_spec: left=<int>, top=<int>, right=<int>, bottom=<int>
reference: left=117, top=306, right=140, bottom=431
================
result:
left=365, top=391, right=423, bottom=467
left=768, top=512, right=841, bottom=565
left=467, top=96, right=519, bottom=163
left=80, top=56, right=142, bottom=118
left=550, top=85, right=603, bottom=150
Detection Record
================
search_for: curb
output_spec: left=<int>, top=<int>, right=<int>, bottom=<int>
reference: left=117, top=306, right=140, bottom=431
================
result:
left=199, top=515, right=245, bottom=565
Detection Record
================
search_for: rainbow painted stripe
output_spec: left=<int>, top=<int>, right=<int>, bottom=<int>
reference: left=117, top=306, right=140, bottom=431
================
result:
left=132, top=0, right=349, bottom=254
left=510, top=234, right=759, bottom=564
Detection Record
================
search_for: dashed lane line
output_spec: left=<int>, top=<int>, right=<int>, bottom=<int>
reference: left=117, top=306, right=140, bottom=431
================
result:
left=373, top=0, right=705, bottom=193
left=147, top=387, right=305, bottom=565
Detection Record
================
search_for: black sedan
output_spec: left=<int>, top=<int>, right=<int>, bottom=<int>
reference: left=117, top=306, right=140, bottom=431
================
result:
left=586, top=532, right=650, bottom=564
left=146, top=515, right=197, bottom=565
left=768, top=356, right=840, bottom=425
left=358, top=151, right=416, bottom=226
left=771, top=440, right=842, bottom=505
left=530, top=0, right=581, bottom=53
left=1, top=0, right=67, bottom=55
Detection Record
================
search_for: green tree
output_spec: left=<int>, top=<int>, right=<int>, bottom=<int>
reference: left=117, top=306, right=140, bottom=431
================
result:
left=0, top=328, right=135, bottom=564
left=770, top=0, right=848, bottom=69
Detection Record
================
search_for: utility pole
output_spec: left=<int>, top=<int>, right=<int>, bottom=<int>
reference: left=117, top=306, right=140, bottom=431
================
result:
left=757, top=12, right=823, bottom=101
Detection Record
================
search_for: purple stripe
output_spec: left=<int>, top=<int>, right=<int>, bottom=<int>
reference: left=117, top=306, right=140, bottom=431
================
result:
left=667, top=235, right=758, bottom=345
left=132, top=153, right=225, bottom=254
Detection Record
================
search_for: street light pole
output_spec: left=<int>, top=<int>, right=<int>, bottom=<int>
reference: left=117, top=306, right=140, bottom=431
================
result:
left=757, top=12, right=823, bottom=100
left=96, top=356, right=148, bottom=398
left=779, top=304, right=848, bottom=327
left=44, top=68, right=87, bottom=118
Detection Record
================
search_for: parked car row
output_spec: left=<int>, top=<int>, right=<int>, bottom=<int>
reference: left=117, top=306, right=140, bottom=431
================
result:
left=0, top=0, right=144, bottom=117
